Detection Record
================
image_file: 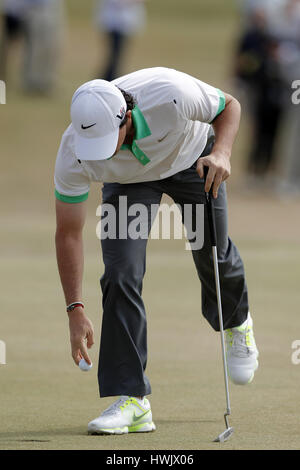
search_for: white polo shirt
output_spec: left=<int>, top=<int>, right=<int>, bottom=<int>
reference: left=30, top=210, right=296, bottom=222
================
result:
left=54, top=67, right=225, bottom=203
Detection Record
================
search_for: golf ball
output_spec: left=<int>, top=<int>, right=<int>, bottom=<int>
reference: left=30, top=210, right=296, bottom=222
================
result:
left=79, top=358, right=93, bottom=372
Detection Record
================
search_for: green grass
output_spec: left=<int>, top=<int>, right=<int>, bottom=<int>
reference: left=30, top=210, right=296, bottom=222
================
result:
left=1, top=211, right=300, bottom=450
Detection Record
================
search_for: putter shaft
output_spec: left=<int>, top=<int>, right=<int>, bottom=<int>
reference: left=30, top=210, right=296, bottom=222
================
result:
left=212, top=245, right=231, bottom=418
left=204, top=185, right=233, bottom=442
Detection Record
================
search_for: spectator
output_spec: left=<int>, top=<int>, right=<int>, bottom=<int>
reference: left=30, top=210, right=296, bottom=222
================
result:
left=94, top=0, right=146, bottom=81
left=0, top=0, right=64, bottom=94
left=0, top=0, right=26, bottom=81
left=274, top=0, right=300, bottom=195
left=234, top=8, right=286, bottom=178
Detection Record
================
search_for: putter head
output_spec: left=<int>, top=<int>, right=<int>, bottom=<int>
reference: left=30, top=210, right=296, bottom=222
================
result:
left=214, top=426, right=234, bottom=443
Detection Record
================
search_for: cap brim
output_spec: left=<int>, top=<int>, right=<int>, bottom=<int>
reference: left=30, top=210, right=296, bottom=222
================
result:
left=74, top=128, right=119, bottom=161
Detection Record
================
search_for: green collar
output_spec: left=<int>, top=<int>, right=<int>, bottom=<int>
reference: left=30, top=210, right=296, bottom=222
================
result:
left=120, top=106, right=152, bottom=166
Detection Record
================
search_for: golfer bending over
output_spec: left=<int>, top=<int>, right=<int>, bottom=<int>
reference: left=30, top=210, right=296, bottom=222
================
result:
left=54, top=67, right=259, bottom=435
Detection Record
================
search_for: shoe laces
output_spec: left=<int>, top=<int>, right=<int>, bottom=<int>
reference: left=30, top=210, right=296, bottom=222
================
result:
left=226, top=326, right=253, bottom=357
left=101, top=396, right=131, bottom=416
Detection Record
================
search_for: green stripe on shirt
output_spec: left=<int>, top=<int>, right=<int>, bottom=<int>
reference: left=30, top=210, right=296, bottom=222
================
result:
left=216, top=89, right=226, bottom=117
left=55, top=189, right=89, bottom=204
left=120, top=106, right=151, bottom=166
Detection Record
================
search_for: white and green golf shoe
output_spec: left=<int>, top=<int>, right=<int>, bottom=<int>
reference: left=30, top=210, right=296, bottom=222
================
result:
left=225, top=312, right=259, bottom=385
left=88, top=396, right=156, bottom=435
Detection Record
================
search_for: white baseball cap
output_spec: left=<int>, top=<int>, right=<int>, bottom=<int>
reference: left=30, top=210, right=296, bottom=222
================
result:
left=70, top=80, right=127, bottom=160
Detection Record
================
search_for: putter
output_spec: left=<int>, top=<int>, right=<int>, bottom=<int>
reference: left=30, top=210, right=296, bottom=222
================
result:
left=204, top=167, right=234, bottom=443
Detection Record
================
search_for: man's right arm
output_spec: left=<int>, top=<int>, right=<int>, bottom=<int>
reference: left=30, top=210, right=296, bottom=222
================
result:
left=55, top=199, right=94, bottom=366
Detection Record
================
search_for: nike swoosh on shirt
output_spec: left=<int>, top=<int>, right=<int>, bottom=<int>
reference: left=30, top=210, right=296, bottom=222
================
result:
left=81, top=123, right=96, bottom=130
left=157, top=132, right=171, bottom=142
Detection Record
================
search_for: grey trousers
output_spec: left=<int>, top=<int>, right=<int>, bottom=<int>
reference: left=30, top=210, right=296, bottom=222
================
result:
left=98, top=148, right=249, bottom=397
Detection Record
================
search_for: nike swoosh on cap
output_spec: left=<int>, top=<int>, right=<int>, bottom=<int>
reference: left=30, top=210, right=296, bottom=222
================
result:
left=81, top=123, right=97, bottom=130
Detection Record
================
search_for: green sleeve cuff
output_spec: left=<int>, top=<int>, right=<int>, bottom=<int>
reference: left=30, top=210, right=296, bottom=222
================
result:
left=216, top=89, right=226, bottom=117
left=55, top=189, right=89, bottom=204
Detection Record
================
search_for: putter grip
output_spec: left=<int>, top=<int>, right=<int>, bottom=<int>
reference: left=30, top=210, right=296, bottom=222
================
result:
left=204, top=166, right=217, bottom=247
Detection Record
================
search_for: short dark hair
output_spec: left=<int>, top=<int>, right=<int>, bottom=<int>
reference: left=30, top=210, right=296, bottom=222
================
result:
left=117, top=88, right=137, bottom=127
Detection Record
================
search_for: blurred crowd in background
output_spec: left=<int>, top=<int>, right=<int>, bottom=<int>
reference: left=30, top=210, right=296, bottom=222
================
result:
left=0, top=0, right=299, bottom=196
left=95, top=0, right=146, bottom=81
left=0, top=0, right=64, bottom=93
left=0, top=0, right=146, bottom=90
left=235, top=0, right=300, bottom=194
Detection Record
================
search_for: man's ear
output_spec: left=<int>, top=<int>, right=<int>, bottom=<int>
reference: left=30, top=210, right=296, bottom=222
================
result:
left=124, top=110, right=132, bottom=129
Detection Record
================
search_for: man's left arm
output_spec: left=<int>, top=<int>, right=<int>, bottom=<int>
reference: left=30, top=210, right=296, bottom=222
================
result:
left=196, top=92, right=241, bottom=198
